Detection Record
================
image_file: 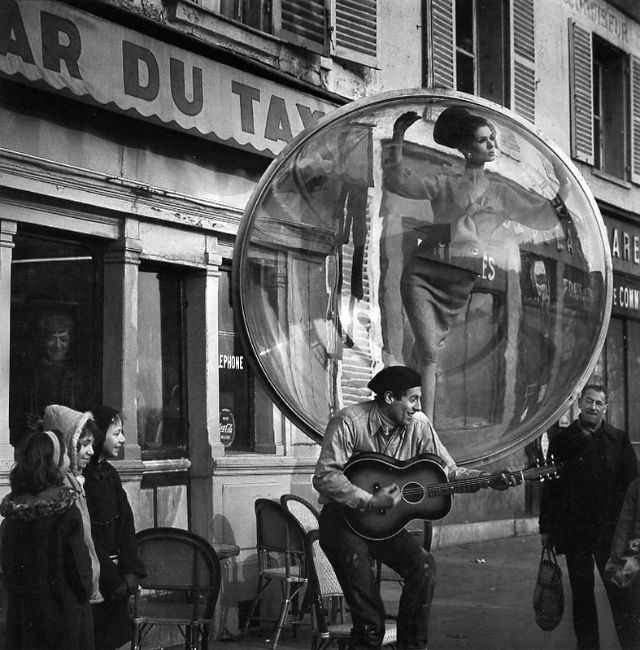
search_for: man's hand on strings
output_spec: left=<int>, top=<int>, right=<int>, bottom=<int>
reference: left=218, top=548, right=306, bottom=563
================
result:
left=488, top=470, right=520, bottom=491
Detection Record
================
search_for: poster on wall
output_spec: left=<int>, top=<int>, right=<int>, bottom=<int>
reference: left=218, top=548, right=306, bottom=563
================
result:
left=233, top=89, right=612, bottom=464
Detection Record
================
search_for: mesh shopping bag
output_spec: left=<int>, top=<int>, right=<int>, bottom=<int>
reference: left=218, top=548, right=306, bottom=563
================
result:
left=533, top=545, right=564, bottom=631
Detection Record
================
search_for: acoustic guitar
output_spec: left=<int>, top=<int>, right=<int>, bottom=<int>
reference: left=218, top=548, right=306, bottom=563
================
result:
left=343, top=452, right=560, bottom=540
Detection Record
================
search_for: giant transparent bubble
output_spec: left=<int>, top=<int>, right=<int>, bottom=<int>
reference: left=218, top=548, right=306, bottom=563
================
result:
left=233, top=90, right=612, bottom=464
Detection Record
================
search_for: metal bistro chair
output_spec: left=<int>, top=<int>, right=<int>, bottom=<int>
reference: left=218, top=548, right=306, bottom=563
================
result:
left=307, top=529, right=397, bottom=650
left=280, top=494, right=321, bottom=534
left=130, top=527, right=221, bottom=650
left=242, top=498, right=309, bottom=650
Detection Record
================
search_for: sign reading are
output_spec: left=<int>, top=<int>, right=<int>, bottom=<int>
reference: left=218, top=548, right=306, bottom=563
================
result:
left=0, top=0, right=335, bottom=157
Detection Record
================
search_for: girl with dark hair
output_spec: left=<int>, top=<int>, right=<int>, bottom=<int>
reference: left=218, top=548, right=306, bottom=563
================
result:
left=382, top=106, right=570, bottom=418
left=0, top=429, right=95, bottom=649
left=84, top=405, right=145, bottom=650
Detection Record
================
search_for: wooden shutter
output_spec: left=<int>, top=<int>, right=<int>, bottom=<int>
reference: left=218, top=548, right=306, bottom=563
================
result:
left=279, top=0, right=328, bottom=55
left=568, top=20, right=594, bottom=164
left=631, top=56, right=640, bottom=185
left=334, top=0, right=377, bottom=66
left=511, top=0, right=535, bottom=123
left=427, top=0, right=454, bottom=89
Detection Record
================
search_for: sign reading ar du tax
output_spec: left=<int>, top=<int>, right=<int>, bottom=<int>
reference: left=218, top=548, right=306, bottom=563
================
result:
left=0, top=0, right=336, bottom=157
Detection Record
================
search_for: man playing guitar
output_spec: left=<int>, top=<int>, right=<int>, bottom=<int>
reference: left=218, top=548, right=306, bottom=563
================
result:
left=313, top=365, right=516, bottom=650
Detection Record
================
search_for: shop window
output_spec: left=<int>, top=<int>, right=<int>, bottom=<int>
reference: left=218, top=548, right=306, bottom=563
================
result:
left=218, top=264, right=274, bottom=452
left=136, top=266, right=188, bottom=459
left=208, top=0, right=377, bottom=65
left=9, top=227, right=101, bottom=446
left=429, top=0, right=535, bottom=121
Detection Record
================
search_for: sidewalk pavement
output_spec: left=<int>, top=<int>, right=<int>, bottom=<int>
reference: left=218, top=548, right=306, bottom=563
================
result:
left=217, top=533, right=620, bottom=650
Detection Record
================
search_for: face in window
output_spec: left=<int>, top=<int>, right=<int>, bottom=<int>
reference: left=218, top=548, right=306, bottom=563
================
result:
left=76, top=435, right=94, bottom=469
left=37, top=312, right=74, bottom=364
left=102, top=416, right=125, bottom=460
left=42, top=330, right=71, bottom=363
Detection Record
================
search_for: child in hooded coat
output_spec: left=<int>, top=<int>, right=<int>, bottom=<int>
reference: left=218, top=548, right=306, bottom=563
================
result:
left=83, top=405, right=145, bottom=650
left=0, top=429, right=95, bottom=650
left=43, top=404, right=104, bottom=606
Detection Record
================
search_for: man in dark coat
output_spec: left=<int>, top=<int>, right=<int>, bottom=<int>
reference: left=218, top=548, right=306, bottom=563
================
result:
left=539, top=384, right=639, bottom=650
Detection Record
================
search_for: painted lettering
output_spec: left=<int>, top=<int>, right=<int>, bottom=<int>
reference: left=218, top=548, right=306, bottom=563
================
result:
left=122, top=40, right=159, bottom=101
left=481, top=254, right=496, bottom=281
left=0, top=1, right=35, bottom=63
left=219, top=354, right=245, bottom=370
left=232, top=80, right=260, bottom=134
left=614, top=286, right=640, bottom=311
left=563, top=0, right=628, bottom=43
left=41, top=11, right=82, bottom=79
left=611, top=228, right=621, bottom=259
left=623, top=231, right=631, bottom=262
left=297, top=103, right=325, bottom=129
left=169, top=57, right=203, bottom=116
left=264, top=95, right=293, bottom=143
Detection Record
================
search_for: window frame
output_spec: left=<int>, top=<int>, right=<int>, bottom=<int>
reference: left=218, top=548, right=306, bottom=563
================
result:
left=9, top=225, right=103, bottom=446
left=427, top=0, right=535, bottom=122
left=194, top=0, right=378, bottom=66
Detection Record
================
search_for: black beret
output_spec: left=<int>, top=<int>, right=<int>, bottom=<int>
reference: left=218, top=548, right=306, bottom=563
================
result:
left=367, top=366, right=422, bottom=394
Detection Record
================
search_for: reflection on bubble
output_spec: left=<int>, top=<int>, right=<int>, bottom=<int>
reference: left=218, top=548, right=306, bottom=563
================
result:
left=234, top=90, right=612, bottom=464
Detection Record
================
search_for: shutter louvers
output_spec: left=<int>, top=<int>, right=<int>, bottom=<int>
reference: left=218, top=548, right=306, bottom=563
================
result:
left=428, top=0, right=454, bottom=89
left=631, top=56, right=640, bottom=185
left=280, top=0, right=327, bottom=55
left=512, top=0, right=535, bottom=123
left=568, top=20, right=594, bottom=164
left=335, top=0, right=377, bottom=66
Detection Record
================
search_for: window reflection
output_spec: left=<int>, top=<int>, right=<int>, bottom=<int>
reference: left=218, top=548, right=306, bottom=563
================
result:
left=136, top=268, right=186, bottom=457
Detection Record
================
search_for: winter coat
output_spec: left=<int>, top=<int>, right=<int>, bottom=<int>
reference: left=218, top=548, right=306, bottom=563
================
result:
left=539, top=420, right=638, bottom=554
left=84, top=459, right=145, bottom=649
left=43, top=404, right=103, bottom=603
left=0, top=485, right=95, bottom=650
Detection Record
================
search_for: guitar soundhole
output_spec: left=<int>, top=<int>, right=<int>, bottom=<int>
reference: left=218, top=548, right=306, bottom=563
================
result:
left=403, top=481, right=424, bottom=504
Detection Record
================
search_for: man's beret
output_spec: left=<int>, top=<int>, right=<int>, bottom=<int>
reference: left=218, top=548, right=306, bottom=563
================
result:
left=367, top=366, right=422, bottom=394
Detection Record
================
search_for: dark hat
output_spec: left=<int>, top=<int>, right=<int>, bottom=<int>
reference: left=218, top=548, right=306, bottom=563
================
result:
left=367, top=366, right=422, bottom=395
left=433, top=106, right=489, bottom=149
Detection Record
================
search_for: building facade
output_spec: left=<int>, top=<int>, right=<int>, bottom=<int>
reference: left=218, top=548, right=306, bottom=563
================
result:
left=1, top=0, right=639, bottom=630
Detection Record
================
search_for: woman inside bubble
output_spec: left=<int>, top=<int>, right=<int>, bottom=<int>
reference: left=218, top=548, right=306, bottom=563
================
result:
left=382, top=106, right=571, bottom=419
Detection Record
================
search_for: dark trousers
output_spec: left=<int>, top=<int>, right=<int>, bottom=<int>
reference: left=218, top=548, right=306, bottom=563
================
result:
left=565, top=537, right=638, bottom=650
left=319, top=503, right=435, bottom=649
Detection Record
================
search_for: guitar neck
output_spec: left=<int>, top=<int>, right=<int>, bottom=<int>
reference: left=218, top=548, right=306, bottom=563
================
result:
left=428, top=467, right=548, bottom=497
